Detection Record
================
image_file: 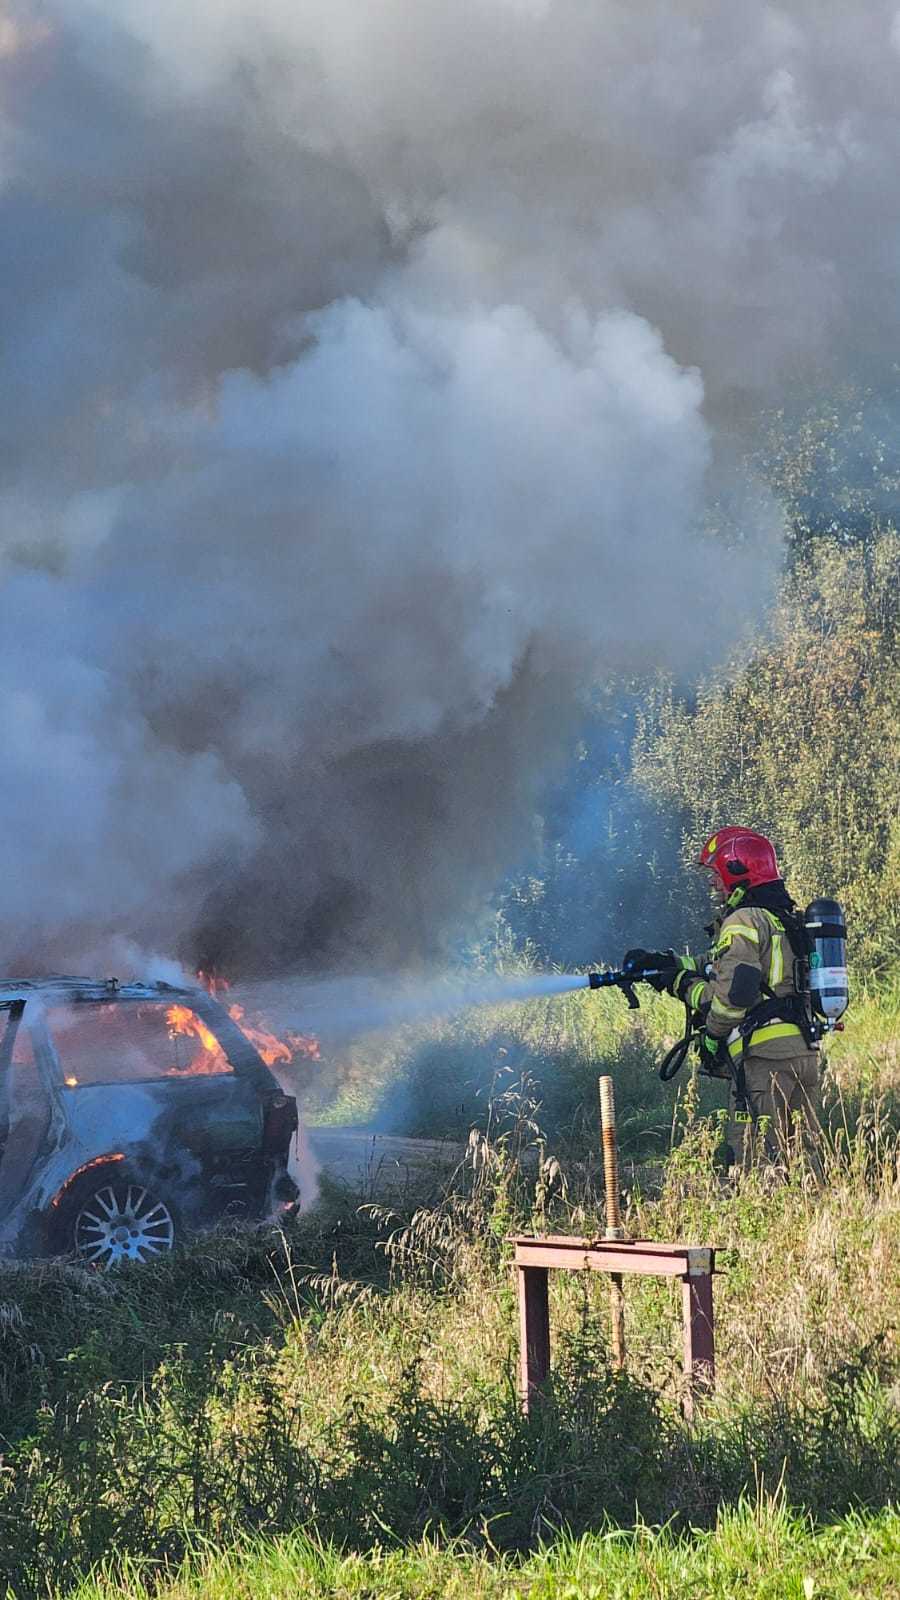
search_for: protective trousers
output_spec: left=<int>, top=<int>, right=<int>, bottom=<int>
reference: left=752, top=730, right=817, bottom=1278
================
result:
left=728, top=1053, right=821, bottom=1168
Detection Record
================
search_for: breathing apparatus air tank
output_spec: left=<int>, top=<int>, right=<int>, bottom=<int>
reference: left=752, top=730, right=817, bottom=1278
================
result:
left=804, top=898, right=849, bottom=1023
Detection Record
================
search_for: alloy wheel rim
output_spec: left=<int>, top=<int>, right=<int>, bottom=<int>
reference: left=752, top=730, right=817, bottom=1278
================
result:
left=75, top=1183, right=175, bottom=1265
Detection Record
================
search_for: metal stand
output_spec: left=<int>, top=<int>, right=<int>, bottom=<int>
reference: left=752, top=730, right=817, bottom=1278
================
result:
left=512, top=1234, right=716, bottom=1420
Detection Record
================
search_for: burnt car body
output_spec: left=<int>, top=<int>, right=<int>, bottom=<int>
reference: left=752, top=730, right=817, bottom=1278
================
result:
left=0, top=977, right=298, bottom=1264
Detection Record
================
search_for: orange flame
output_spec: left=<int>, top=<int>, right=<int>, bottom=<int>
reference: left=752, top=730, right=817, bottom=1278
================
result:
left=164, top=999, right=320, bottom=1075
left=165, top=1004, right=230, bottom=1075
left=197, top=969, right=230, bottom=998
left=51, top=1151, right=125, bottom=1207
left=227, top=1003, right=320, bottom=1066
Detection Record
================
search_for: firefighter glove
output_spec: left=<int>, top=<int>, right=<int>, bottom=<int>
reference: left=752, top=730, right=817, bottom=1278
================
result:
left=698, top=1029, right=731, bottom=1077
left=672, top=968, right=700, bottom=1004
left=622, top=948, right=677, bottom=993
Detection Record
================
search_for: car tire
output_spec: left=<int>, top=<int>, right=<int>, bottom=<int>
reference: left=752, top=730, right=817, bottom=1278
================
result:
left=56, top=1167, right=180, bottom=1266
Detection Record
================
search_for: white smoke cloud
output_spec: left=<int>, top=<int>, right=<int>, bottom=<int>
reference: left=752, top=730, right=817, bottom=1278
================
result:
left=1, top=0, right=895, bottom=972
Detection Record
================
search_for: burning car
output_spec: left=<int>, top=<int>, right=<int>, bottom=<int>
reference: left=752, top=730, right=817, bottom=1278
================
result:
left=0, top=977, right=300, bottom=1265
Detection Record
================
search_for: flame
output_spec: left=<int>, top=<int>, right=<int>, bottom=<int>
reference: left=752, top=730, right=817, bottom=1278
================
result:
left=165, top=1004, right=230, bottom=1075
left=227, top=1003, right=320, bottom=1066
left=197, top=968, right=230, bottom=998
left=64, top=1074, right=78, bottom=1087
left=163, top=999, right=319, bottom=1076
left=199, top=970, right=320, bottom=1065
left=51, top=1151, right=125, bottom=1207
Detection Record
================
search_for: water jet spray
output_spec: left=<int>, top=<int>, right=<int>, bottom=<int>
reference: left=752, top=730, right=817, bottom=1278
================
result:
left=235, top=960, right=671, bottom=1050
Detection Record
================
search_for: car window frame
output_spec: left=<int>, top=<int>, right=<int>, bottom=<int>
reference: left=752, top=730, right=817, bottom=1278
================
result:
left=0, top=999, right=67, bottom=1155
left=0, top=1000, right=25, bottom=1132
left=26, top=1004, right=76, bottom=1140
left=38, top=995, right=276, bottom=1094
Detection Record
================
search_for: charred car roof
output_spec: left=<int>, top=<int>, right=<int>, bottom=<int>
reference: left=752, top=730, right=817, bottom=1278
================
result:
left=0, top=977, right=200, bottom=1003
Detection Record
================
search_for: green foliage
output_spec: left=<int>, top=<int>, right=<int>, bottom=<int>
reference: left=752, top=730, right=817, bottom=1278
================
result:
left=1, top=1308, right=896, bottom=1596
left=0, top=1199, right=397, bottom=1447
left=752, top=388, right=900, bottom=548
left=633, top=531, right=900, bottom=970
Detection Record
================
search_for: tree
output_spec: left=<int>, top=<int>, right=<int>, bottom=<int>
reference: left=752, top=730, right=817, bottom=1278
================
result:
left=632, top=533, right=900, bottom=971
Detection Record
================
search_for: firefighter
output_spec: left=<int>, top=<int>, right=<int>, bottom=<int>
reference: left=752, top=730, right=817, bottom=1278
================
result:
left=626, top=828, right=821, bottom=1167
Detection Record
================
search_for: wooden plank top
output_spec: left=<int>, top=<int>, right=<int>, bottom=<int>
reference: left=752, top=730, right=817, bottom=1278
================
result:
left=509, top=1235, right=716, bottom=1278
left=509, top=1234, right=712, bottom=1252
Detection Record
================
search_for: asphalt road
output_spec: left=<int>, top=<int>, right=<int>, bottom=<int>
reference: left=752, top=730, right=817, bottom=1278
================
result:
left=305, top=1126, right=467, bottom=1199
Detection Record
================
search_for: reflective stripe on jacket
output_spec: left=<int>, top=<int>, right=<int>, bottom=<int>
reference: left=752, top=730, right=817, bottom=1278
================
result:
left=685, top=905, right=816, bottom=1060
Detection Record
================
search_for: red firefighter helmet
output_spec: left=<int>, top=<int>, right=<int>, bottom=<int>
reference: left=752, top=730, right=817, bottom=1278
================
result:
left=698, top=827, right=780, bottom=894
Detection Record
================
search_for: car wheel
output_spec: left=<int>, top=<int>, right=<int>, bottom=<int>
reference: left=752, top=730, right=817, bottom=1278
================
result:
left=73, top=1174, right=178, bottom=1266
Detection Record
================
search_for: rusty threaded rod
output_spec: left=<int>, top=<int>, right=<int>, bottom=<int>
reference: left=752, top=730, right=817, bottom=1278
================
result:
left=598, top=1075, right=625, bottom=1240
left=598, top=1075, right=626, bottom=1368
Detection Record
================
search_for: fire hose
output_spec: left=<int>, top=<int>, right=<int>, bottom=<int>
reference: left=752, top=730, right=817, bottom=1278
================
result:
left=584, top=963, right=707, bottom=1083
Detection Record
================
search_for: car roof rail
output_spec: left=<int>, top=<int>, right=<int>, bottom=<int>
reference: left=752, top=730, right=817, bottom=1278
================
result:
left=0, top=976, right=199, bottom=1003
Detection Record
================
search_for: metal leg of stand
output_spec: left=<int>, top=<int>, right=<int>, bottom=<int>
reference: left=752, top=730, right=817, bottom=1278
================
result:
left=517, top=1264, right=550, bottom=1410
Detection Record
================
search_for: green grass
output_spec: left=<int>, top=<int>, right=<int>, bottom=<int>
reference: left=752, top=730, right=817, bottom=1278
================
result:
left=826, top=978, right=900, bottom=1113
left=69, top=1503, right=900, bottom=1599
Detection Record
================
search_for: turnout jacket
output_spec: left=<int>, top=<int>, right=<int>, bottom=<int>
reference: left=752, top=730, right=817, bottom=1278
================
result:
left=678, top=902, right=817, bottom=1063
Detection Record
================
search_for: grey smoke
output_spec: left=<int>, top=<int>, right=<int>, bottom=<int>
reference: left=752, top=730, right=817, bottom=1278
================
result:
left=1, top=2, right=894, bottom=973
